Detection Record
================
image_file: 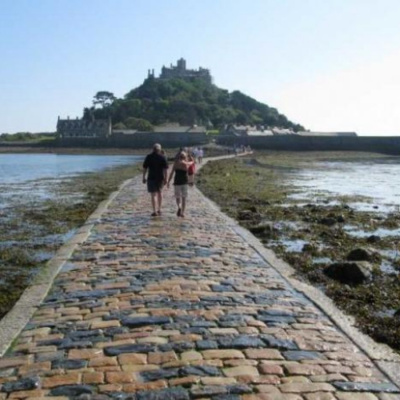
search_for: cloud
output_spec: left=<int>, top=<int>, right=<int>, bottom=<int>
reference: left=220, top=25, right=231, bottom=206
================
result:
left=271, top=50, right=400, bottom=136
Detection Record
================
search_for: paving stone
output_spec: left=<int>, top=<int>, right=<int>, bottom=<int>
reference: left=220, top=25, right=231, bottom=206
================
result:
left=121, top=317, right=170, bottom=328
left=104, top=344, right=155, bottom=356
left=82, top=372, right=105, bottom=384
left=1, top=376, right=40, bottom=392
left=52, top=359, right=87, bottom=370
left=305, top=393, right=338, bottom=400
left=136, top=386, right=189, bottom=400
left=223, top=366, right=259, bottom=377
left=260, top=335, right=299, bottom=350
left=50, top=385, right=95, bottom=396
left=180, top=365, right=221, bottom=377
left=140, top=368, right=180, bottom=382
left=19, top=361, right=51, bottom=375
left=190, top=384, right=228, bottom=397
left=245, top=349, right=283, bottom=360
left=283, top=351, right=326, bottom=361
left=336, top=394, right=379, bottom=400
left=36, top=351, right=65, bottom=362
left=202, top=350, right=245, bottom=360
left=333, top=381, right=400, bottom=393
left=118, top=353, right=147, bottom=365
left=378, top=395, right=400, bottom=400
left=147, top=351, right=177, bottom=365
left=285, top=364, right=325, bottom=376
left=196, top=340, right=219, bottom=350
left=105, top=372, right=136, bottom=384
left=280, top=383, right=335, bottom=393
left=180, top=351, right=203, bottom=362
left=200, top=377, right=236, bottom=385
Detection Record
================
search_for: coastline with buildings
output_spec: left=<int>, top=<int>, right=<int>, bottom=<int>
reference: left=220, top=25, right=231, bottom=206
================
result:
left=51, top=59, right=400, bottom=154
left=2, top=58, right=399, bottom=154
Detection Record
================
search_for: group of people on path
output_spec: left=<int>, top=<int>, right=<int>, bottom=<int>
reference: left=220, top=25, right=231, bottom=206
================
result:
left=142, top=143, right=198, bottom=218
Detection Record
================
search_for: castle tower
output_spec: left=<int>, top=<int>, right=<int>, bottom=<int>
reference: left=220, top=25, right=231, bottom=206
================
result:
left=177, top=58, right=186, bottom=71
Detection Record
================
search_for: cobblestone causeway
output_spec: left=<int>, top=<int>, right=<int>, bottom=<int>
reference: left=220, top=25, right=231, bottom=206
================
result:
left=1, top=175, right=400, bottom=399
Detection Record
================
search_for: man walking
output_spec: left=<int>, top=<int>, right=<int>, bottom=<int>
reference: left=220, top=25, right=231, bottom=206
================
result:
left=143, top=143, right=168, bottom=216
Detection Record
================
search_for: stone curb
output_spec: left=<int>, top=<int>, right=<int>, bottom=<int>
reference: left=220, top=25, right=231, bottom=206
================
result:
left=0, top=178, right=134, bottom=357
left=197, top=156, right=400, bottom=387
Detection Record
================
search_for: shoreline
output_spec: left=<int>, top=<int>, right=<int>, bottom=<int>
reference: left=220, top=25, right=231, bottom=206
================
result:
left=0, top=146, right=149, bottom=155
left=198, top=151, right=400, bottom=355
left=0, top=176, right=135, bottom=356
left=0, top=162, right=142, bottom=321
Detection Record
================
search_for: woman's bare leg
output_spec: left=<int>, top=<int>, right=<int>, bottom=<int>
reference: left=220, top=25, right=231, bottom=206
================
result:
left=181, top=197, right=187, bottom=217
left=176, top=197, right=181, bottom=216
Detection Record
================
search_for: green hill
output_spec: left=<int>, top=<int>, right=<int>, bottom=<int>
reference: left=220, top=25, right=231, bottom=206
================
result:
left=84, top=77, right=304, bottom=131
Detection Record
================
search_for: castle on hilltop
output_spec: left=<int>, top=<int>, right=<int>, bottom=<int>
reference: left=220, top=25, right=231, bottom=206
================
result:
left=147, top=58, right=212, bottom=84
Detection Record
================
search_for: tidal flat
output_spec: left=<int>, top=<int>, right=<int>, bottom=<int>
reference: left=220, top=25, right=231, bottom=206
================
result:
left=198, top=151, right=400, bottom=352
left=0, top=163, right=142, bottom=319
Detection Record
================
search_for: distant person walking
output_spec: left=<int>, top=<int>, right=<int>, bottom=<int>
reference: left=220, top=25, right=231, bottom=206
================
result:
left=198, top=148, right=204, bottom=164
left=187, top=153, right=196, bottom=186
left=167, top=151, right=194, bottom=218
left=142, top=143, right=168, bottom=217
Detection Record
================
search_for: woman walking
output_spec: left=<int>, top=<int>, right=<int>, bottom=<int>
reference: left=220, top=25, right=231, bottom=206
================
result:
left=167, top=152, right=193, bottom=218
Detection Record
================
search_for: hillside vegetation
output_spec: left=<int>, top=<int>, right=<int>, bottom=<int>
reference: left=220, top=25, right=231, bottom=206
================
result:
left=85, top=77, right=304, bottom=131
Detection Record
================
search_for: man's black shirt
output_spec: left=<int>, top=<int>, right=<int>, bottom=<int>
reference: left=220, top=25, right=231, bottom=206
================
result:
left=143, top=152, right=168, bottom=181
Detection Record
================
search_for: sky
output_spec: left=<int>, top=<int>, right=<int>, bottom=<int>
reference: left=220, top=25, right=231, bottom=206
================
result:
left=1, top=0, right=400, bottom=136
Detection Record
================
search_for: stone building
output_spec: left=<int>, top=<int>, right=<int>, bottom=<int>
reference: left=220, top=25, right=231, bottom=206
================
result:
left=148, top=58, right=212, bottom=84
left=57, top=117, right=111, bottom=139
left=296, top=131, right=357, bottom=137
left=222, top=124, right=273, bottom=137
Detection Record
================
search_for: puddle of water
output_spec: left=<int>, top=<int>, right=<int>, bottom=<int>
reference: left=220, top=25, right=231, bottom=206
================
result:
left=270, top=239, right=308, bottom=253
left=380, top=260, right=398, bottom=275
left=272, top=221, right=300, bottom=230
left=348, top=202, right=396, bottom=213
left=312, top=257, right=332, bottom=264
left=374, top=308, right=397, bottom=318
left=378, top=249, right=400, bottom=260
left=344, top=225, right=400, bottom=238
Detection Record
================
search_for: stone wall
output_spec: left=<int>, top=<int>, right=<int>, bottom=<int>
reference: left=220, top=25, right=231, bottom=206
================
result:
left=56, top=133, right=400, bottom=154
left=111, top=132, right=208, bottom=148
left=58, top=132, right=208, bottom=148
left=216, top=135, right=400, bottom=155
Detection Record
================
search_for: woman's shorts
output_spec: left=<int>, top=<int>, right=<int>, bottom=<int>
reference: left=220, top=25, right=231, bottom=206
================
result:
left=174, top=184, right=188, bottom=198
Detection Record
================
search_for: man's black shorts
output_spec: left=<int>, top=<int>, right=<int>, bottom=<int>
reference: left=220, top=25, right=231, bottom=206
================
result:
left=147, top=180, right=163, bottom=193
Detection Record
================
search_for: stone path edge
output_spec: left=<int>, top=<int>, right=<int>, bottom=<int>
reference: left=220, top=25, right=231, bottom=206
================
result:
left=196, top=157, right=400, bottom=387
left=0, top=177, right=135, bottom=357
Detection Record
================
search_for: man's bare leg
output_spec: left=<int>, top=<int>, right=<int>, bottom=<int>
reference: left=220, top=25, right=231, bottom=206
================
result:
left=151, top=193, right=157, bottom=214
left=157, top=191, right=163, bottom=214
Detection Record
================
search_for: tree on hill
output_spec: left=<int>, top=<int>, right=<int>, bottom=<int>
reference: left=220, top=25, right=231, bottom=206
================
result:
left=112, top=122, right=126, bottom=130
left=124, top=117, right=153, bottom=131
left=93, top=91, right=116, bottom=108
left=85, top=77, right=304, bottom=131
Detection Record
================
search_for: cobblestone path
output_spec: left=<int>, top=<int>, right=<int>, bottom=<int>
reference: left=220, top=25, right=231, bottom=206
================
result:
left=1, top=175, right=400, bottom=400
